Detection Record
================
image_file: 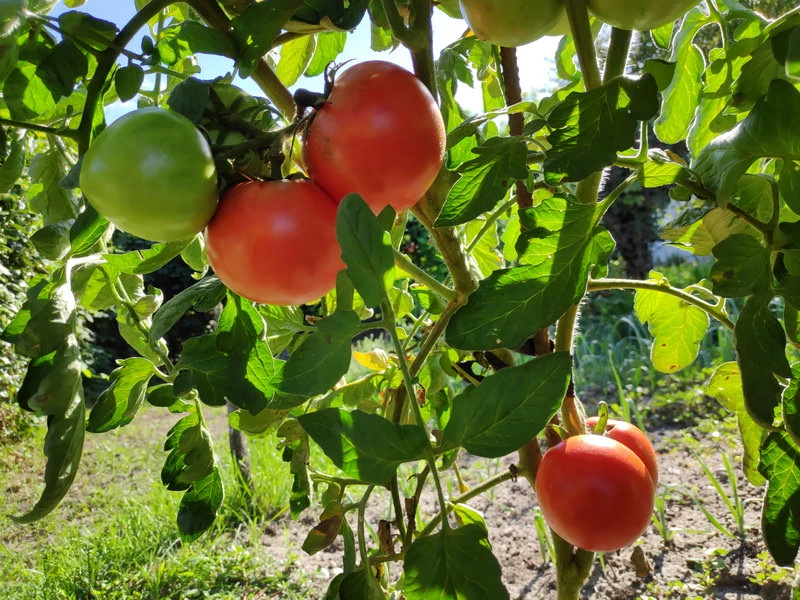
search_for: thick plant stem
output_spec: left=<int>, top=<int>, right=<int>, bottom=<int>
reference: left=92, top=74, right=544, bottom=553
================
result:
left=499, top=46, right=533, bottom=209
left=564, top=0, right=602, bottom=90
left=393, top=249, right=455, bottom=301
left=602, top=28, right=632, bottom=83
left=77, top=0, right=174, bottom=153
left=553, top=533, right=595, bottom=600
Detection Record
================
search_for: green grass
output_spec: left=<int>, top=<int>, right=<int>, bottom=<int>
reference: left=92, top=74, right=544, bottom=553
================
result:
left=0, top=407, right=309, bottom=600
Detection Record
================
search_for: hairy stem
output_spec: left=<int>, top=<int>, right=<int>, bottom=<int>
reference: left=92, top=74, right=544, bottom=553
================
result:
left=393, top=249, right=455, bottom=301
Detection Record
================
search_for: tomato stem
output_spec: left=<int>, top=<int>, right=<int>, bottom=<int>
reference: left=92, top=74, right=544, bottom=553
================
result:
left=357, top=484, right=376, bottom=565
left=602, top=28, right=633, bottom=84
left=564, top=0, right=602, bottom=90
left=499, top=47, right=534, bottom=210
left=0, top=118, right=79, bottom=140
left=392, top=249, right=455, bottom=301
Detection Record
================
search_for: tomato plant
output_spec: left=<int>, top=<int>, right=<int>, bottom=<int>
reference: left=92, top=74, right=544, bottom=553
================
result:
left=587, top=416, right=659, bottom=485
left=458, top=0, right=566, bottom=47
left=79, top=107, right=218, bottom=242
left=302, top=60, right=446, bottom=214
left=2, top=0, right=800, bottom=599
left=535, top=435, right=655, bottom=552
left=587, top=0, right=700, bottom=31
left=205, top=180, right=344, bottom=306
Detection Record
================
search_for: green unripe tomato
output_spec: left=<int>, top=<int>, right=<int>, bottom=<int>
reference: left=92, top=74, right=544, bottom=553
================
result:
left=80, top=108, right=218, bottom=242
left=0, top=0, right=27, bottom=39
left=459, top=0, right=565, bottom=47
left=587, top=0, right=699, bottom=31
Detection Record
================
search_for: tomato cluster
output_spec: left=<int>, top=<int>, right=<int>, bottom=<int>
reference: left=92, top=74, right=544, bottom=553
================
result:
left=79, top=61, right=445, bottom=306
left=535, top=419, right=657, bottom=553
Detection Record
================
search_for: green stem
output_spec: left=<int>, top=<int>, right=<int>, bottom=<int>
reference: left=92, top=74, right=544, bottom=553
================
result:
left=380, top=0, right=425, bottom=49
left=465, top=197, right=517, bottom=254
left=384, top=300, right=450, bottom=531
left=565, top=0, right=602, bottom=90
left=76, top=0, right=174, bottom=154
left=587, top=278, right=735, bottom=330
left=706, top=0, right=729, bottom=49
left=408, top=0, right=437, bottom=99
left=357, top=485, right=376, bottom=565
left=0, top=117, right=79, bottom=139
left=553, top=533, right=595, bottom=600
left=390, top=475, right=408, bottom=547
left=602, top=28, right=632, bottom=83
left=393, top=249, right=454, bottom=301
left=418, top=467, right=517, bottom=536
left=726, top=203, right=772, bottom=242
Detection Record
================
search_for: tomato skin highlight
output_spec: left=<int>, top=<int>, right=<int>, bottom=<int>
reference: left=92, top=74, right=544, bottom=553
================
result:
left=458, top=0, right=566, bottom=47
left=587, top=0, right=699, bottom=31
left=205, top=180, right=344, bottom=306
left=535, top=435, right=655, bottom=553
left=586, top=417, right=659, bottom=486
left=302, top=61, right=446, bottom=214
left=79, top=107, right=218, bottom=242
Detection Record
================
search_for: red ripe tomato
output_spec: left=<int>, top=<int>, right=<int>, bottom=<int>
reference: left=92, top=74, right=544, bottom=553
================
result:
left=535, top=435, right=655, bottom=552
left=586, top=417, right=659, bottom=486
left=302, top=61, right=446, bottom=215
left=205, top=180, right=344, bottom=306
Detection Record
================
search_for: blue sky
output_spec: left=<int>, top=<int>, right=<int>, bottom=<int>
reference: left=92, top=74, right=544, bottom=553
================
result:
left=50, top=0, right=560, bottom=121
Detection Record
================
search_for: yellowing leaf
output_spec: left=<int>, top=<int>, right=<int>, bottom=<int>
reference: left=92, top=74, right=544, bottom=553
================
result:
left=353, top=348, right=389, bottom=371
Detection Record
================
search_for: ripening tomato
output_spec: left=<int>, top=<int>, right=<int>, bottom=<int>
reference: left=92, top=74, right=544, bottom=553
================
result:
left=535, top=435, right=655, bottom=552
left=586, top=417, right=659, bottom=486
left=302, top=61, right=446, bottom=215
left=79, top=108, right=218, bottom=242
left=587, top=0, right=699, bottom=31
left=459, top=0, right=566, bottom=47
left=204, top=180, right=344, bottom=306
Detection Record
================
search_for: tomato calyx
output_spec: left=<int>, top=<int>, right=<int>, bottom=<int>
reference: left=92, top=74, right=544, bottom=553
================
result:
left=293, top=88, right=329, bottom=110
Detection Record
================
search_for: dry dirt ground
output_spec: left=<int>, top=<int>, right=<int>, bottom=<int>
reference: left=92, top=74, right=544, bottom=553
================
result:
left=4, top=406, right=798, bottom=600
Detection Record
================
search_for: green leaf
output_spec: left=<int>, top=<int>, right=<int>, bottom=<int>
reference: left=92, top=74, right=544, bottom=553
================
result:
left=278, top=420, right=312, bottom=518
left=298, top=409, right=429, bottom=484
left=31, top=221, right=70, bottom=260
left=305, top=31, right=347, bottom=77
left=150, top=276, right=225, bottom=341
left=162, top=411, right=215, bottom=491
left=3, top=62, right=56, bottom=121
left=446, top=196, right=614, bottom=350
left=103, top=240, right=190, bottom=275
left=58, top=10, right=118, bottom=50
left=229, top=406, right=290, bottom=436
left=780, top=160, right=800, bottom=215
left=2, top=279, right=76, bottom=359
left=276, top=34, right=316, bottom=86
left=710, top=234, right=771, bottom=297
left=35, top=39, right=88, bottom=101
left=758, top=431, right=800, bottom=566
left=232, top=0, right=302, bottom=76
left=403, top=524, right=509, bottom=600
left=633, top=271, right=710, bottom=373
left=735, top=295, right=792, bottom=428
left=693, top=79, right=800, bottom=204
left=336, top=194, right=394, bottom=308
left=166, top=77, right=211, bottom=123
left=69, top=206, right=109, bottom=257
left=177, top=468, right=223, bottom=542
left=281, top=310, right=360, bottom=397
left=176, top=21, right=236, bottom=58
left=660, top=207, right=749, bottom=256
left=87, top=357, right=155, bottom=433
left=12, top=336, right=85, bottom=523
left=0, top=133, right=24, bottom=193
left=784, top=363, right=800, bottom=443
left=435, top=137, right=528, bottom=227
left=441, top=353, right=570, bottom=457
left=114, top=64, right=144, bottom=102
left=465, top=216, right=502, bottom=279
left=28, top=149, right=79, bottom=225
left=544, top=75, right=659, bottom=183
left=339, top=566, right=386, bottom=599
left=707, top=362, right=765, bottom=486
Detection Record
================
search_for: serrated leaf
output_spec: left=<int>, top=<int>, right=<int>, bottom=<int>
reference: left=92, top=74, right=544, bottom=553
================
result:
left=58, top=10, right=118, bottom=50
left=69, top=205, right=109, bottom=257
left=339, top=566, right=386, bottom=599
left=87, top=357, right=155, bottom=433
left=435, top=137, right=528, bottom=227
left=759, top=431, right=800, bottom=566
left=28, top=149, right=78, bottom=225
left=12, top=336, right=85, bottom=523
left=693, top=79, right=800, bottom=204
left=229, top=406, right=290, bottom=436
left=177, top=468, right=223, bottom=542
left=403, top=524, right=509, bottom=600
left=298, top=409, right=428, bottom=484
left=660, top=207, right=749, bottom=256
left=710, top=234, right=771, bottom=297
left=735, top=295, right=792, bottom=428
left=276, top=34, right=316, bottom=86
left=281, top=310, right=360, bottom=396
left=36, top=39, right=88, bottom=101
left=4, top=62, right=56, bottom=121
left=306, top=31, right=347, bottom=77
left=544, top=75, right=659, bottom=184
left=336, top=194, right=394, bottom=308
left=162, top=411, right=215, bottom=491
left=150, top=276, right=226, bottom=341
left=634, top=271, right=710, bottom=373
left=446, top=197, right=614, bottom=350
left=707, top=362, right=765, bottom=486
left=177, top=21, right=236, bottom=58
left=441, top=353, right=570, bottom=457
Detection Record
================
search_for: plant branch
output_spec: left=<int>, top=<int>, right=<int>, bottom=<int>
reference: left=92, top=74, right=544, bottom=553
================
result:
left=357, top=485, right=376, bottom=565
left=587, top=278, right=735, bottom=330
left=602, top=28, right=632, bottom=83
left=465, top=197, right=517, bottom=255
left=77, top=0, right=174, bottom=153
left=390, top=475, right=408, bottom=547
left=499, top=47, right=534, bottom=209
left=0, top=118, right=79, bottom=140
left=565, top=0, right=602, bottom=90
left=393, top=249, right=455, bottom=301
